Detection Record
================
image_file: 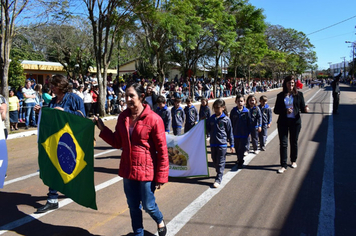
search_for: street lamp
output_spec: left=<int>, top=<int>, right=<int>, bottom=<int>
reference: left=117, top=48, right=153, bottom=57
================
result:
left=345, top=41, right=355, bottom=77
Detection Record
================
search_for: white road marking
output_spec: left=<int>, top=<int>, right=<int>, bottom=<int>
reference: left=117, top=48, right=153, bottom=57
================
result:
left=317, top=92, right=335, bottom=235
left=0, top=176, right=123, bottom=234
left=4, top=149, right=117, bottom=186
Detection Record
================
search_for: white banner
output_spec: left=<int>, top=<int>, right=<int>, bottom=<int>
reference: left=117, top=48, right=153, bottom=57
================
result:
left=167, top=120, right=209, bottom=177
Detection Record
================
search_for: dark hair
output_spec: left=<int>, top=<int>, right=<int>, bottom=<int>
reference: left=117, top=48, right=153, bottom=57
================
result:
left=200, top=97, right=207, bottom=103
left=212, top=99, right=228, bottom=115
left=246, top=94, right=257, bottom=108
left=186, top=97, right=192, bottom=103
left=157, top=95, right=166, bottom=104
left=50, top=74, right=72, bottom=93
left=282, top=75, right=297, bottom=95
left=126, top=82, right=145, bottom=101
left=42, top=84, right=50, bottom=94
left=9, top=88, right=15, bottom=94
left=174, top=97, right=181, bottom=103
left=259, top=95, right=268, bottom=102
left=235, top=93, right=245, bottom=102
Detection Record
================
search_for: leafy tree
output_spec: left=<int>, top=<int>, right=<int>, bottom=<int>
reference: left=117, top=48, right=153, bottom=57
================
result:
left=228, top=2, right=267, bottom=81
left=8, top=57, right=26, bottom=90
left=83, top=0, right=144, bottom=116
left=264, top=24, right=317, bottom=77
left=10, top=33, right=45, bottom=60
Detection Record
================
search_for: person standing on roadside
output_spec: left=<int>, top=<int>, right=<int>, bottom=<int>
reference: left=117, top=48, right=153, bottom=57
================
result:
left=0, top=94, right=7, bottom=138
left=94, top=83, right=168, bottom=236
left=274, top=76, right=309, bottom=174
left=331, top=71, right=342, bottom=114
left=22, top=79, right=37, bottom=129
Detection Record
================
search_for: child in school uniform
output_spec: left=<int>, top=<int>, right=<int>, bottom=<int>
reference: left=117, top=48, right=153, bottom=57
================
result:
left=246, top=94, right=262, bottom=154
left=184, top=97, right=198, bottom=133
left=156, top=95, right=172, bottom=133
left=258, top=95, right=272, bottom=151
left=199, top=97, right=211, bottom=137
left=199, top=97, right=211, bottom=121
left=171, top=97, right=185, bottom=135
left=230, top=93, right=250, bottom=168
left=206, top=99, right=234, bottom=188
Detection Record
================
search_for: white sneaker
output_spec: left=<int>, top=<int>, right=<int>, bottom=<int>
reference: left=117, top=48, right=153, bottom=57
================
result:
left=291, top=162, right=297, bottom=168
left=244, top=151, right=249, bottom=156
left=213, top=182, right=220, bottom=188
left=254, top=150, right=260, bottom=154
left=277, top=167, right=286, bottom=174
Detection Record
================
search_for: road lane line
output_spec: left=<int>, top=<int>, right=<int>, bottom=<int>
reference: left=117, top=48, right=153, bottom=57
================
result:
left=4, top=149, right=117, bottom=186
left=0, top=176, right=123, bottom=234
left=317, top=92, right=335, bottom=235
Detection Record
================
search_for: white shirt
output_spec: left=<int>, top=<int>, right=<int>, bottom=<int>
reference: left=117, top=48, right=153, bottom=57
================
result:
left=22, top=87, right=36, bottom=103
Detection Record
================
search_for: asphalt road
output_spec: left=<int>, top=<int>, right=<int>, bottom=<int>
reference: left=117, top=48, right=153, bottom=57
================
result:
left=1, top=84, right=355, bottom=236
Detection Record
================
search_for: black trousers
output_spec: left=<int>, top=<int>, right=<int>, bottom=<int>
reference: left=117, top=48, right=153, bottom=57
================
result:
left=277, top=119, right=301, bottom=168
left=332, top=92, right=340, bottom=113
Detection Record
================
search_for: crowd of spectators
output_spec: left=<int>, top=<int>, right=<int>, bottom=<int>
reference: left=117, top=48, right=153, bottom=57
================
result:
left=8, top=73, right=283, bottom=131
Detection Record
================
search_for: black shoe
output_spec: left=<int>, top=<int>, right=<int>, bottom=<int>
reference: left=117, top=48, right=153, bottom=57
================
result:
left=35, top=202, right=58, bottom=214
left=25, top=126, right=29, bottom=130
left=158, top=220, right=167, bottom=236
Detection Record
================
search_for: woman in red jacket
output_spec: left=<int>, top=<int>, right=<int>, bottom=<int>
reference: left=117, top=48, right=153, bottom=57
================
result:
left=95, top=83, right=168, bottom=236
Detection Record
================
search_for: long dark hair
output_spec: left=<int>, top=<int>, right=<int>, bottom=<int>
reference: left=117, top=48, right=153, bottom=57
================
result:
left=212, top=99, right=228, bottom=115
left=282, top=75, right=297, bottom=96
left=50, top=74, right=72, bottom=93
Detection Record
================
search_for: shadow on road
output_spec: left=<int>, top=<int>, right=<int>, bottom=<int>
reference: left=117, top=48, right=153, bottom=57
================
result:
left=0, top=191, right=101, bottom=236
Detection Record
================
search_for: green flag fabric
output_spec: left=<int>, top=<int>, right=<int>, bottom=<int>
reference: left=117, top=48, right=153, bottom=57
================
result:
left=38, top=107, right=97, bottom=210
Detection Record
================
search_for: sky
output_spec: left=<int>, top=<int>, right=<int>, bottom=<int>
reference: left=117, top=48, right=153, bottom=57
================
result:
left=249, top=0, right=356, bottom=70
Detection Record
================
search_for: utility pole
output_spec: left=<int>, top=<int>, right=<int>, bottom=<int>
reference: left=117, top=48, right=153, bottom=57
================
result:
left=345, top=41, right=355, bottom=78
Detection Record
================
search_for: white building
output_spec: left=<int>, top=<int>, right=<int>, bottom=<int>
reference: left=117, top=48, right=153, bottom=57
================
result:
left=330, top=61, right=349, bottom=77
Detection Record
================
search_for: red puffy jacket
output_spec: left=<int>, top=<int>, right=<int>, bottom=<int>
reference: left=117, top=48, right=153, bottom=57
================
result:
left=99, top=104, right=169, bottom=183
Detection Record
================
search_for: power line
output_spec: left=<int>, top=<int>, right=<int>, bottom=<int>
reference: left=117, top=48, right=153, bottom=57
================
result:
left=307, top=15, right=356, bottom=36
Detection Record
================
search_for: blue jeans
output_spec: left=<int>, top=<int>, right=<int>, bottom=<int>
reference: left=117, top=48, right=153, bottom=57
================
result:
left=24, top=102, right=36, bottom=126
left=123, top=178, right=163, bottom=236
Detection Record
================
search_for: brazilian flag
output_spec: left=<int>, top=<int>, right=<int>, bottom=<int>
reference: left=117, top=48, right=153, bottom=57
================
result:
left=38, top=107, right=97, bottom=210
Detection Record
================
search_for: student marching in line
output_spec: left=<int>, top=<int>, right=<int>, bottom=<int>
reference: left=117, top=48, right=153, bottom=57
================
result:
left=199, top=97, right=211, bottom=121
left=184, top=97, right=198, bottom=133
left=258, top=95, right=272, bottom=151
left=206, top=99, right=234, bottom=188
left=230, top=93, right=250, bottom=168
left=246, top=94, right=262, bottom=154
left=171, top=97, right=185, bottom=136
left=199, top=98, right=211, bottom=138
left=156, top=95, right=172, bottom=134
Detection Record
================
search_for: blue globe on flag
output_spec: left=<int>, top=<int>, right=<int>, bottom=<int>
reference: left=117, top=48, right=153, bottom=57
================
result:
left=57, top=132, right=77, bottom=174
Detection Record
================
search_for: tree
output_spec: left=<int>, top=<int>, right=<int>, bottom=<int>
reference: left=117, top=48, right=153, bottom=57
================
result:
left=264, top=24, right=317, bottom=77
left=83, top=0, right=142, bottom=116
left=0, top=0, right=29, bottom=94
left=8, top=57, right=26, bottom=90
left=228, top=2, right=267, bottom=81
left=10, top=33, right=45, bottom=60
